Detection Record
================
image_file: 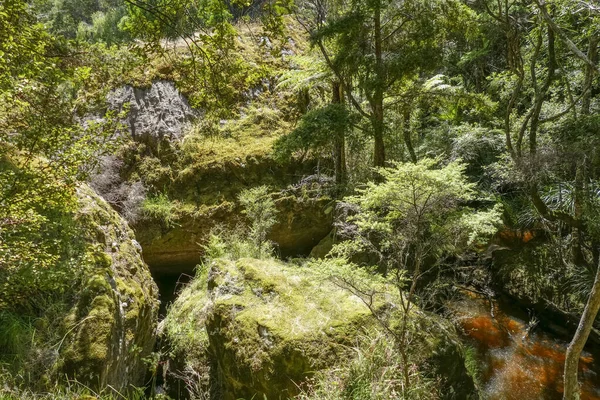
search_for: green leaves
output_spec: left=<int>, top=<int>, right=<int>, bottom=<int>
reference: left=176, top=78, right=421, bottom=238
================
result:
left=274, top=104, right=354, bottom=160
left=337, top=158, right=502, bottom=271
left=0, top=0, right=120, bottom=312
left=239, top=185, right=278, bottom=258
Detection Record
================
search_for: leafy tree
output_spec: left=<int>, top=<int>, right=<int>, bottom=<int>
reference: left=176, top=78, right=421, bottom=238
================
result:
left=274, top=103, right=354, bottom=184
left=122, top=0, right=269, bottom=115
left=0, top=0, right=118, bottom=310
left=475, top=1, right=600, bottom=396
left=33, top=0, right=130, bottom=43
left=293, top=0, right=475, bottom=168
left=323, top=159, right=502, bottom=389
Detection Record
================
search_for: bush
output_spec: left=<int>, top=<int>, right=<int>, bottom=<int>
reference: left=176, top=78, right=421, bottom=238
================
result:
left=238, top=185, right=277, bottom=258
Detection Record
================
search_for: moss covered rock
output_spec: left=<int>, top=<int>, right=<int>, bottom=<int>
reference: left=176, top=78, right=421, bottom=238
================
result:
left=56, top=185, right=159, bottom=390
left=135, top=156, right=335, bottom=271
left=161, top=258, right=373, bottom=399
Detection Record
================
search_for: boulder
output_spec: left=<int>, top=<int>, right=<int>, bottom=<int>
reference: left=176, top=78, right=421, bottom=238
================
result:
left=107, top=80, right=197, bottom=149
left=161, top=257, right=479, bottom=399
left=56, top=185, right=159, bottom=390
left=161, top=258, right=373, bottom=399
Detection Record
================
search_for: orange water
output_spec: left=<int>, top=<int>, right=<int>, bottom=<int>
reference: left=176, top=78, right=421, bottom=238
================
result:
left=452, top=295, right=600, bottom=400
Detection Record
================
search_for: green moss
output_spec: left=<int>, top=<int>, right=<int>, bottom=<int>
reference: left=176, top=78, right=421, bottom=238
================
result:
left=163, top=258, right=374, bottom=399
left=2, top=185, right=158, bottom=393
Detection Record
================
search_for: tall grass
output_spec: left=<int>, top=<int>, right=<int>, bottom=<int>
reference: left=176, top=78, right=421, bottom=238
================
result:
left=0, top=380, right=150, bottom=400
left=297, top=331, right=440, bottom=400
left=0, top=312, right=34, bottom=371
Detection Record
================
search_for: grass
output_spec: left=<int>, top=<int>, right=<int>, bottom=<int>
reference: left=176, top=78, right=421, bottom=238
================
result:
left=297, top=330, right=441, bottom=400
left=0, top=379, right=151, bottom=400
left=141, top=194, right=179, bottom=228
left=0, top=313, right=34, bottom=370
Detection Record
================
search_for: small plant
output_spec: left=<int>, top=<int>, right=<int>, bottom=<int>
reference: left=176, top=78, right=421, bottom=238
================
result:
left=141, top=193, right=179, bottom=228
left=238, top=186, right=277, bottom=259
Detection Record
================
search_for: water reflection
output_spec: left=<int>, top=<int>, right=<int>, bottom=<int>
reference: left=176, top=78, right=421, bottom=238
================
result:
left=451, top=292, right=600, bottom=400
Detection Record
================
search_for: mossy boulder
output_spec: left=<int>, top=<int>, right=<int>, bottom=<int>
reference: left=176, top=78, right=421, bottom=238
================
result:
left=161, top=258, right=373, bottom=399
left=161, top=258, right=479, bottom=399
left=56, top=185, right=159, bottom=390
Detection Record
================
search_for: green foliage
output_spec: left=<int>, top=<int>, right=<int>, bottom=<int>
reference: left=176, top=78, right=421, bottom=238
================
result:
left=337, top=159, right=502, bottom=272
left=274, top=104, right=354, bottom=161
left=141, top=193, right=179, bottom=228
left=0, top=312, right=34, bottom=369
left=239, top=185, right=277, bottom=258
left=298, top=330, right=440, bottom=400
left=123, top=0, right=275, bottom=116
left=33, top=0, right=130, bottom=43
left=0, top=380, right=149, bottom=400
left=0, top=0, right=121, bottom=313
left=202, top=229, right=257, bottom=261
left=76, top=7, right=132, bottom=45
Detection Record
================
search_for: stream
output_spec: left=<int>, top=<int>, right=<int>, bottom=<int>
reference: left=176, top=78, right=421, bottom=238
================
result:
left=450, top=291, right=600, bottom=400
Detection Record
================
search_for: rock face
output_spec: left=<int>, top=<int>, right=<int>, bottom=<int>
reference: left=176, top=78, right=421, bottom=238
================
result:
left=138, top=197, right=334, bottom=272
left=161, top=258, right=374, bottom=400
left=107, top=80, right=196, bottom=148
left=58, top=186, right=159, bottom=390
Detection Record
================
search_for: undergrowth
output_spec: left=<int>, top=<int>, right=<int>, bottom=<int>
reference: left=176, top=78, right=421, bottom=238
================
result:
left=297, top=330, right=441, bottom=400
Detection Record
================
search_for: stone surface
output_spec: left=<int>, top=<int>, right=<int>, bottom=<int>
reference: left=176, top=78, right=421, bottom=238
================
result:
left=107, top=80, right=196, bottom=148
left=160, top=257, right=478, bottom=399
left=161, top=258, right=374, bottom=400
left=136, top=196, right=333, bottom=272
left=58, top=185, right=159, bottom=390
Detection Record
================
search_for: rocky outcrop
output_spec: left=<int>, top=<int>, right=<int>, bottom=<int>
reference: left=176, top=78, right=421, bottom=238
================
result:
left=161, top=258, right=374, bottom=399
left=137, top=196, right=334, bottom=272
left=133, top=156, right=335, bottom=272
left=107, top=80, right=196, bottom=149
left=57, top=186, right=159, bottom=390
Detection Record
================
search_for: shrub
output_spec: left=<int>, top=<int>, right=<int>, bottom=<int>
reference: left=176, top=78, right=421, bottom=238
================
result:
left=238, top=186, right=277, bottom=258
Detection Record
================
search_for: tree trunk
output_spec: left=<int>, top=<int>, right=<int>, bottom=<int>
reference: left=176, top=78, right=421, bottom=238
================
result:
left=564, top=259, right=600, bottom=399
left=332, top=81, right=346, bottom=185
left=372, top=0, right=385, bottom=169
left=572, top=164, right=585, bottom=266
left=582, top=37, right=598, bottom=115
left=372, top=105, right=385, bottom=168
left=403, top=108, right=417, bottom=163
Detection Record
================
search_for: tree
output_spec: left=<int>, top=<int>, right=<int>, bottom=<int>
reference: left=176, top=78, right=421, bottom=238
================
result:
left=475, top=1, right=600, bottom=396
left=122, top=0, right=271, bottom=115
left=0, top=0, right=118, bottom=309
left=274, top=103, right=354, bottom=184
left=276, top=54, right=351, bottom=184
left=293, top=0, right=474, bottom=168
left=323, top=159, right=502, bottom=390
